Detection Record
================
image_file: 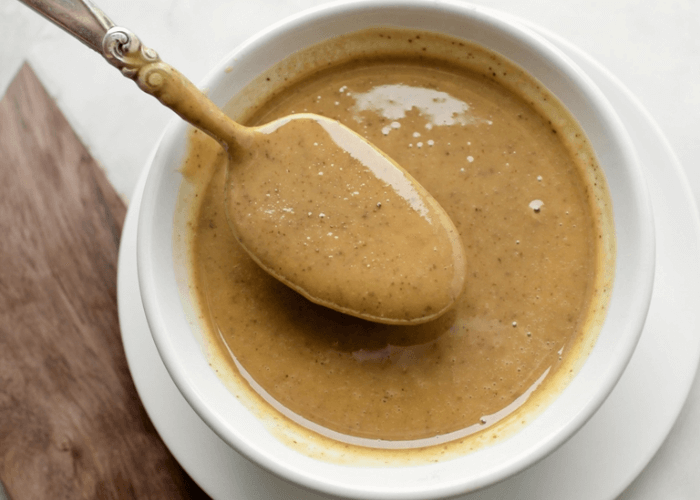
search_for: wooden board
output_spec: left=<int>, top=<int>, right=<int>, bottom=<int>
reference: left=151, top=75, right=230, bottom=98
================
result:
left=0, top=64, right=210, bottom=500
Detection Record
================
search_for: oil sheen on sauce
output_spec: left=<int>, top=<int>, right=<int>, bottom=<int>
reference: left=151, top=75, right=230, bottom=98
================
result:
left=183, top=31, right=610, bottom=451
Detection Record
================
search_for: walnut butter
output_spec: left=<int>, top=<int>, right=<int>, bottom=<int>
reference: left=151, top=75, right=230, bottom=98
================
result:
left=177, top=28, right=614, bottom=463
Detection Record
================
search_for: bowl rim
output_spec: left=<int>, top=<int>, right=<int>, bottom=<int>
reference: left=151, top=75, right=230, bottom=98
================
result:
left=136, top=1, right=655, bottom=498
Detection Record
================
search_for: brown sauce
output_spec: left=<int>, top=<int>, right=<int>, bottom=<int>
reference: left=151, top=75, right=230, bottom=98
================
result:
left=180, top=29, right=613, bottom=454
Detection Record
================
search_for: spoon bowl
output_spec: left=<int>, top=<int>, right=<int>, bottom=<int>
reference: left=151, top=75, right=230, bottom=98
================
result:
left=230, top=113, right=466, bottom=324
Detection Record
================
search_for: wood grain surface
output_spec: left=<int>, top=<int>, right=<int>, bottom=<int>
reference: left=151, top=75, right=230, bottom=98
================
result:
left=0, top=64, right=210, bottom=500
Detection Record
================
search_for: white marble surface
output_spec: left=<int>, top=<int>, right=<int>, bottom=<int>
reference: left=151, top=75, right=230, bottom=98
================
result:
left=2, top=0, right=699, bottom=498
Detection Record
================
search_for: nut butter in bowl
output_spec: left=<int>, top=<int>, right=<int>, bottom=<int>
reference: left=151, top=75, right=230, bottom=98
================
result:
left=136, top=1, right=655, bottom=498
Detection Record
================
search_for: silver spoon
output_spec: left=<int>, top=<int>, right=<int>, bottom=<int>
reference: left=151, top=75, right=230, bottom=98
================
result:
left=19, top=0, right=467, bottom=324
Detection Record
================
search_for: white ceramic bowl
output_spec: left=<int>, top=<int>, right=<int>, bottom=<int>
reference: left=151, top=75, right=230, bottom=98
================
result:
left=137, top=1, right=655, bottom=498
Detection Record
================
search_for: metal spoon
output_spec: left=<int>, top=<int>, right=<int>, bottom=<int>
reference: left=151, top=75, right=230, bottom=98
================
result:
left=19, top=0, right=466, bottom=324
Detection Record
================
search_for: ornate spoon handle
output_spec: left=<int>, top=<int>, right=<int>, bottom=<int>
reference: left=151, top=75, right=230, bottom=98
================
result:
left=19, top=0, right=160, bottom=79
left=20, top=0, right=115, bottom=54
left=18, top=0, right=246, bottom=148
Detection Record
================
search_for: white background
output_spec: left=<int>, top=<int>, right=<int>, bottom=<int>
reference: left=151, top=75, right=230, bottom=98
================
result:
left=2, top=0, right=699, bottom=498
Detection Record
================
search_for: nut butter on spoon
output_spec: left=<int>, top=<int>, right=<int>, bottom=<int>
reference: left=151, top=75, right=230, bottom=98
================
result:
left=21, top=0, right=467, bottom=324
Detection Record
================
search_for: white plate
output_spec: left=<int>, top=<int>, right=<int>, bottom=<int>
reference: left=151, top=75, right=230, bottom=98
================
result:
left=117, top=24, right=700, bottom=500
